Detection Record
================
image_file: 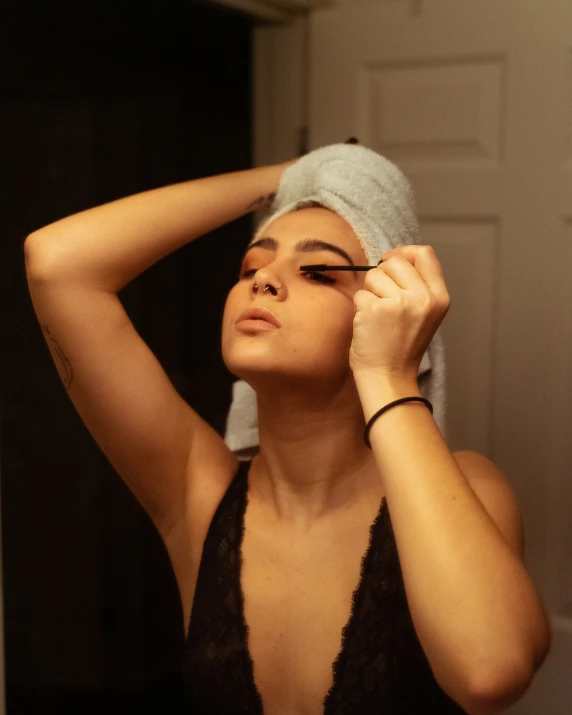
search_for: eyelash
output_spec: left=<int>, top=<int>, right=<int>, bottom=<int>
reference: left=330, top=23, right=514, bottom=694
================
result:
left=238, top=269, right=336, bottom=285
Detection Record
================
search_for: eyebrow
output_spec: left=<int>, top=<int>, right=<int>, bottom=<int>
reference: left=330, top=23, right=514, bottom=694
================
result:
left=244, top=237, right=358, bottom=277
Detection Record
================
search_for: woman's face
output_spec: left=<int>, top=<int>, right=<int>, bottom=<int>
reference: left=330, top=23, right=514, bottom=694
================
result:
left=221, top=207, right=369, bottom=387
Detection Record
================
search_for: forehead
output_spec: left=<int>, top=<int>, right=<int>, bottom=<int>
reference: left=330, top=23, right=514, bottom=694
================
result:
left=260, top=207, right=367, bottom=261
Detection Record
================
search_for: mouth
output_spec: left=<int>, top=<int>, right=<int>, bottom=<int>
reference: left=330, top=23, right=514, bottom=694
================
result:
left=236, top=306, right=281, bottom=329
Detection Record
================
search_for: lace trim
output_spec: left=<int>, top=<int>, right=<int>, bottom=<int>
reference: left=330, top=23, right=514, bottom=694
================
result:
left=323, top=495, right=387, bottom=710
left=237, top=467, right=266, bottom=712
left=183, top=459, right=467, bottom=714
left=236, top=462, right=389, bottom=714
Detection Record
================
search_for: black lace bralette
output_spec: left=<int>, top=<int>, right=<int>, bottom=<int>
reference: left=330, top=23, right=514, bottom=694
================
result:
left=181, top=459, right=466, bottom=714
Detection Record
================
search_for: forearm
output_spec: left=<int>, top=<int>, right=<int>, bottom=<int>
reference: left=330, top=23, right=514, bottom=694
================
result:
left=24, top=163, right=286, bottom=292
left=354, top=372, right=549, bottom=710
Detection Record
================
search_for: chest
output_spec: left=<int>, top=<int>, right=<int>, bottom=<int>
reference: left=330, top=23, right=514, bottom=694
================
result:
left=240, top=501, right=382, bottom=715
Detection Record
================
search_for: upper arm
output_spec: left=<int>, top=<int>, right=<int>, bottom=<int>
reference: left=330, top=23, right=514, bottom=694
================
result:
left=25, top=245, right=233, bottom=539
left=453, top=450, right=525, bottom=560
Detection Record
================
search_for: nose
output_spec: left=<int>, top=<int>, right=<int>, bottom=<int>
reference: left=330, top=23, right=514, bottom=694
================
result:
left=251, top=281, right=283, bottom=297
left=249, top=267, right=284, bottom=298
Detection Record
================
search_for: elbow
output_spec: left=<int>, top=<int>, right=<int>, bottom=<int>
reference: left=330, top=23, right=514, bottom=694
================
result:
left=24, top=231, right=63, bottom=281
left=24, top=230, right=48, bottom=257
left=460, top=607, right=553, bottom=715
left=465, top=674, right=531, bottom=715
left=462, top=649, right=549, bottom=715
left=24, top=232, right=48, bottom=275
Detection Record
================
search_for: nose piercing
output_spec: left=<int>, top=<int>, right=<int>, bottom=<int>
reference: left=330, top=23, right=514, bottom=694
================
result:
left=254, top=283, right=283, bottom=293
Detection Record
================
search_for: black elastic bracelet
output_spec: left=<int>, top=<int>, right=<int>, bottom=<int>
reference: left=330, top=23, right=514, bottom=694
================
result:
left=364, top=397, right=433, bottom=449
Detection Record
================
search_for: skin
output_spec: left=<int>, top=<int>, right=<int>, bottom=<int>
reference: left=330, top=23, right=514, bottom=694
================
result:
left=221, top=207, right=384, bottom=531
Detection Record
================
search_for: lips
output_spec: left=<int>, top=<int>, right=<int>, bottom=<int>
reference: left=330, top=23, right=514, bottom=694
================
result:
left=236, top=306, right=281, bottom=328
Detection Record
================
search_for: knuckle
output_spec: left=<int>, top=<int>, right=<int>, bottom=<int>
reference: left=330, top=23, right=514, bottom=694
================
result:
left=421, top=292, right=434, bottom=311
left=431, top=292, right=449, bottom=315
left=364, top=271, right=377, bottom=290
left=392, top=294, right=408, bottom=312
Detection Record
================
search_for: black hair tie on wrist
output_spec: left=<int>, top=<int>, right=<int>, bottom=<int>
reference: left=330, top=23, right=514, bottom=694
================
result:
left=364, top=397, right=433, bottom=449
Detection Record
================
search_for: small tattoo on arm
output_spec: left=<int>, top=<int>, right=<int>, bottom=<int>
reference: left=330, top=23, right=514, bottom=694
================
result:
left=246, top=192, right=276, bottom=212
left=41, top=323, right=74, bottom=389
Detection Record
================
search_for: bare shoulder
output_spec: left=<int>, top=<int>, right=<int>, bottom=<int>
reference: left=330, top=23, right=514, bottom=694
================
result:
left=452, top=450, right=525, bottom=560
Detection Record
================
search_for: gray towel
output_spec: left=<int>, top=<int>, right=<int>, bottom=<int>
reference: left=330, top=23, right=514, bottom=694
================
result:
left=224, top=143, right=447, bottom=459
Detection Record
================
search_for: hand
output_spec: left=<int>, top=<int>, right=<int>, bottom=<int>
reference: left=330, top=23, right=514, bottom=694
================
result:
left=349, top=245, right=450, bottom=380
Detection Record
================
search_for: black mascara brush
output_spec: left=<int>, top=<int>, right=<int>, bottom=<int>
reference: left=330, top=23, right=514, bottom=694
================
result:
left=299, top=260, right=383, bottom=272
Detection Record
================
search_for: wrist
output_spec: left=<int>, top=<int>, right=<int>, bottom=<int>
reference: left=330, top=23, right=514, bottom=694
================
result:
left=353, top=371, right=421, bottom=422
left=276, top=157, right=300, bottom=172
left=243, top=164, right=283, bottom=213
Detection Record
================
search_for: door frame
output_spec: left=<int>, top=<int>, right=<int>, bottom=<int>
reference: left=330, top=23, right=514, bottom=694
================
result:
left=210, top=0, right=319, bottom=23
left=253, top=16, right=309, bottom=166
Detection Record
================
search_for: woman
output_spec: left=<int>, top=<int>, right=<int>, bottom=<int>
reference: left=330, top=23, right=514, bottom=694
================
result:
left=25, top=145, right=551, bottom=715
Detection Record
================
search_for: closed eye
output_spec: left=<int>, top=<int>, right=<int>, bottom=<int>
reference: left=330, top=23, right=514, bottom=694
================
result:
left=299, top=270, right=336, bottom=285
left=238, top=269, right=336, bottom=285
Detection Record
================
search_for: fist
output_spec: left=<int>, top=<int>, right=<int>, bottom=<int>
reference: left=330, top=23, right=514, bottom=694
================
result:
left=349, top=245, right=450, bottom=379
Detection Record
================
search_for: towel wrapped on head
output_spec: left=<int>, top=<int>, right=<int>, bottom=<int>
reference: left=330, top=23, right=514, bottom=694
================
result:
left=224, top=143, right=447, bottom=460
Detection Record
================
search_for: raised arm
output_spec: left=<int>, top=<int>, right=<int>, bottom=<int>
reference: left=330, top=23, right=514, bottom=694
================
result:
left=24, top=161, right=291, bottom=539
left=24, top=164, right=288, bottom=291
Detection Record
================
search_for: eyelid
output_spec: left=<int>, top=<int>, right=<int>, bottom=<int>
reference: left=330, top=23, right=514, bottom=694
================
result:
left=240, top=253, right=351, bottom=275
left=238, top=267, right=336, bottom=284
left=243, top=247, right=347, bottom=263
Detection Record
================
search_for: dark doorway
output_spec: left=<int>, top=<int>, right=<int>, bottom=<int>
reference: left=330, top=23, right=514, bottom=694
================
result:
left=1, top=0, right=253, bottom=711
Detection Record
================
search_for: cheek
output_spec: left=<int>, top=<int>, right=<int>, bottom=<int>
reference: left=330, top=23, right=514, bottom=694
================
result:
left=221, top=288, right=240, bottom=342
left=305, top=296, right=355, bottom=350
left=222, top=284, right=240, bottom=319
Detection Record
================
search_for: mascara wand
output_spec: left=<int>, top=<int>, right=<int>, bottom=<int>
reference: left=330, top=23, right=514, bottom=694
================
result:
left=299, top=260, right=383, bottom=272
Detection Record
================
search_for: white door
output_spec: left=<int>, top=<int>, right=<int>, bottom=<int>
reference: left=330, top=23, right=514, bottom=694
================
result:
left=308, top=1, right=572, bottom=713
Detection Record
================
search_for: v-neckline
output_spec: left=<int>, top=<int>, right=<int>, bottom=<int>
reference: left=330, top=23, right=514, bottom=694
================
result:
left=236, top=463, right=388, bottom=715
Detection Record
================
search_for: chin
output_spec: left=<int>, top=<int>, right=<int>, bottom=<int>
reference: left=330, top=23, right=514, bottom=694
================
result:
left=222, top=330, right=351, bottom=385
left=224, top=359, right=287, bottom=385
left=224, top=358, right=349, bottom=393
left=223, top=344, right=276, bottom=376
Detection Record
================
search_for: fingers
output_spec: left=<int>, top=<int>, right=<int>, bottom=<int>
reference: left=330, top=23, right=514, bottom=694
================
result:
left=353, top=287, right=377, bottom=313
left=366, top=253, right=428, bottom=297
left=364, top=265, right=405, bottom=297
left=378, top=245, right=449, bottom=302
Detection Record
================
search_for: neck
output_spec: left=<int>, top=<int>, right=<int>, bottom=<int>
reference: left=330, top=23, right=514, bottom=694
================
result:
left=246, top=375, right=382, bottom=531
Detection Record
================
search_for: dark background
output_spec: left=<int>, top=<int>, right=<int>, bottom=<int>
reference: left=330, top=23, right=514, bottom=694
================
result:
left=1, top=0, right=253, bottom=711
